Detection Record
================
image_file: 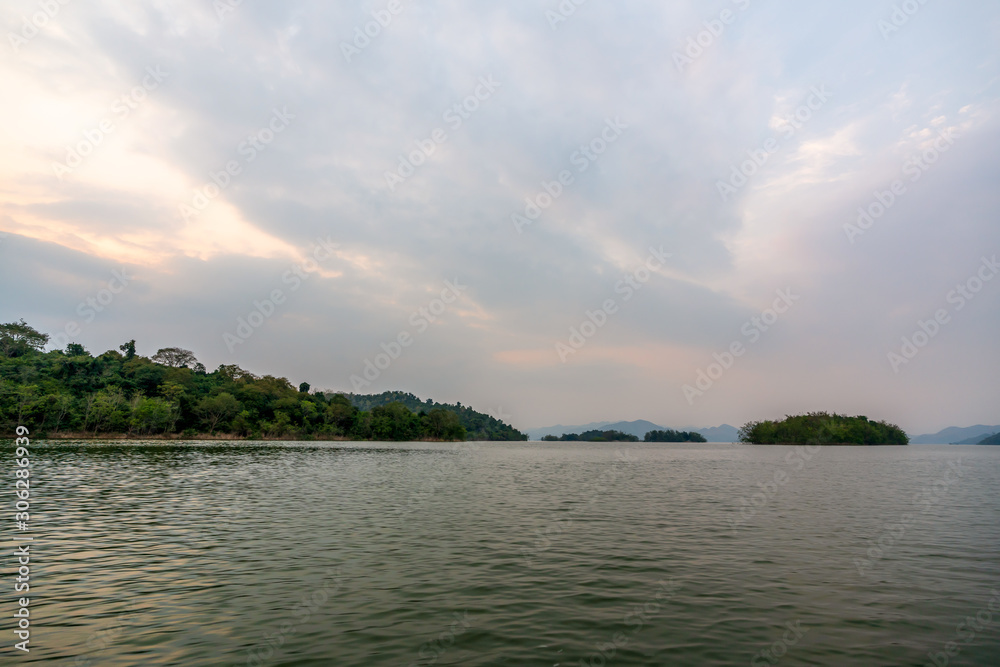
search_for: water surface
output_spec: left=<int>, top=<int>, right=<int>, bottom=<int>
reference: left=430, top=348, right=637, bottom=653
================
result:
left=14, top=441, right=1000, bottom=665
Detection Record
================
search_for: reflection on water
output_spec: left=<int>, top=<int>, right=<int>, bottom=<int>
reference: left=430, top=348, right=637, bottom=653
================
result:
left=18, top=441, right=1000, bottom=665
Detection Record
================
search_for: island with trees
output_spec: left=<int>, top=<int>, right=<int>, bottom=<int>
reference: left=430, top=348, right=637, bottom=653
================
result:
left=542, top=429, right=639, bottom=442
left=0, top=320, right=526, bottom=441
left=644, top=429, right=707, bottom=442
left=738, top=412, right=909, bottom=445
left=541, top=428, right=707, bottom=442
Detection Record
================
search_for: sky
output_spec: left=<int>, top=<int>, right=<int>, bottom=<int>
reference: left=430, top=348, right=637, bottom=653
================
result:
left=1, top=0, right=998, bottom=435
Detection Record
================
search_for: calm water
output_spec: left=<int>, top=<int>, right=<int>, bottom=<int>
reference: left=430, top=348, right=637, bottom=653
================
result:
left=10, top=441, right=1000, bottom=666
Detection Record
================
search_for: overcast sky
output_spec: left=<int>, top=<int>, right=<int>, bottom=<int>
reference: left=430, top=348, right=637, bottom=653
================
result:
left=1, top=0, right=998, bottom=434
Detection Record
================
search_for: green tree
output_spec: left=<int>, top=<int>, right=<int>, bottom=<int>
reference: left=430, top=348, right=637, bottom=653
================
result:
left=119, top=340, right=136, bottom=360
left=130, top=397, right=177, bottom=435
left=160, top=381, right=187, bottom=404
left=371, top=402, right=419, bottom=440
left=10, top=384, right=41, bottom=426
left=65, top=343, right=88, bottom=356
left=195, top=393, right=240, bottom=434
left=231, top=410, right=255, bottom=436
left=323, top=394, right=357, bottom=435
left=152, top=347, right=197, bottom=368
left=422, top=408, right=466, bottom=441
left=86, top=387, right=129, bottom=434
left=0, top=320, right=49, bottom=358
left=38, top=393, right=75, bottom=433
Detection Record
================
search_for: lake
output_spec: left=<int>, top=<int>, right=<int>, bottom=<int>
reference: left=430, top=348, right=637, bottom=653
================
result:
left=15, top=441, right=1000, bottom=665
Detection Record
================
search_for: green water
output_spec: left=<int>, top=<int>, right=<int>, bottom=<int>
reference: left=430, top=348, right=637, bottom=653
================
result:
left=10, top=441, right=1000, bottom=665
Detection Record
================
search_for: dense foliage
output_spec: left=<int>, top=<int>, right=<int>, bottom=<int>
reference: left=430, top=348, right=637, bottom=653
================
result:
left=542, top=429, right=640, bottom=442
left=0, top=322, right=526, bottom=441
left=341, top=391, right=526, bottom=441
left=739, top=412, right=909, bottom=445
left=644, top=429, right=707, bottom=443
left=978, top=432, right=1000, bottom=445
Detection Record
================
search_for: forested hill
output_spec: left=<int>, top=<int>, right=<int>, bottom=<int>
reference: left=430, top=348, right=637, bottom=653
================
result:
left=0, top=320, right=524, bottom=441
left=342, top=391, right=526, bottom=441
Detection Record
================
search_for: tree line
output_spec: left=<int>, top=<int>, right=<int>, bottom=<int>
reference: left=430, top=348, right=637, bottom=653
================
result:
left=0, top=320, right=526, bottom=441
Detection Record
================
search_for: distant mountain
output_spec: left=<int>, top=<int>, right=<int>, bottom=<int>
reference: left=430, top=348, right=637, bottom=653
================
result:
left=685, top=424, right=740, bottom=443
left=599, top=420, right=665, bottom=438
left=978, top=433, right=1000, bottom=445
left=953, top=432, right=998, bottom=445
left=909, top=425, right=1000, bottom=444
left=526, top=420, right=739, bottom=442
left=527, top=420, right=660, bottom=440
left=526, top=421, right=612, bottom=440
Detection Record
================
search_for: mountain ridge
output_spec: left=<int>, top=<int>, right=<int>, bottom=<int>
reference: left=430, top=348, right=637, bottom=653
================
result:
left=909, top=424, right=1000, bottom=444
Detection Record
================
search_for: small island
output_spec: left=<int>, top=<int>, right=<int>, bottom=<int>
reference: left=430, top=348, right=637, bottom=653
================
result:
left=542, top=429, right=639, bottom=442
left=738, top=412, right=908, bottom=445
left=644, top=429, right=707, bottom=443
left=541, top=428, right=707, bottom=442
